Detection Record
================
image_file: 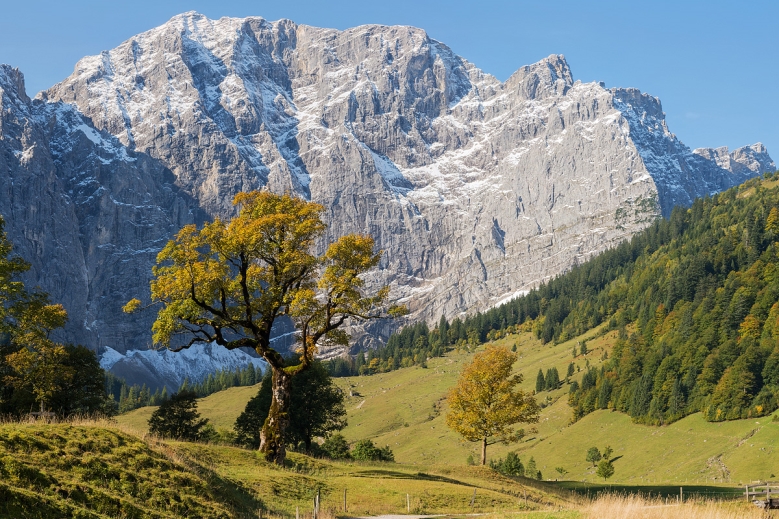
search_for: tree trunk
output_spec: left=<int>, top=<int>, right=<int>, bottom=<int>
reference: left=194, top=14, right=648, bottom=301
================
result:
left=260, top=367, right=292, bottom=464
left=481, top=437, right=487, bottom=465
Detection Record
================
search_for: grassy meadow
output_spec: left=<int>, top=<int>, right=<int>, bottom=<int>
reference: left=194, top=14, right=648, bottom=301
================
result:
left=0, top=420, right=573, bottom=518
left=116, top=326, right=779, bottom=489
left=9, top=318, right=776, bottom=519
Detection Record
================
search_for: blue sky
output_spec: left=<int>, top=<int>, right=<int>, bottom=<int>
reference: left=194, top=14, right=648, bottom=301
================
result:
left=1, top=0, right=776, bottom=159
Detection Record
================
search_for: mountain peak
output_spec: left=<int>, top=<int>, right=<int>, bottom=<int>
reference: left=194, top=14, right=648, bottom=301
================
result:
left=3, top=13, right=774, bottom=380
left=504, top=53, right=573, bottom=99
left=0, top=65, right=30, bottom=104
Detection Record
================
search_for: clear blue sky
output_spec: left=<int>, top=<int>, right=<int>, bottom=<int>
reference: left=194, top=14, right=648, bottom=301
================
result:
left=1, top=0, right=776, bottom=159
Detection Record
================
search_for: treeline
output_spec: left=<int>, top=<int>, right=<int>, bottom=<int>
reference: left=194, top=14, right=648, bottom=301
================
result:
left=324, top=321, right=450, bottom=376
left=107, top=364, right=265, bottom=414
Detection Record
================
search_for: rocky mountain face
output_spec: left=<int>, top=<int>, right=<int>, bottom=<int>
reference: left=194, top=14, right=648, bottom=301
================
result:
left=0, top=64, right=205, bottom=352
left=0, top=13, right=775, bottom=372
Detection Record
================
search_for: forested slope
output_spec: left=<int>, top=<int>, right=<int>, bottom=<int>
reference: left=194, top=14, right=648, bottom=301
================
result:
left=372, top=173, right=779, bottom=425
left=564, top=174, right=779, bottom=423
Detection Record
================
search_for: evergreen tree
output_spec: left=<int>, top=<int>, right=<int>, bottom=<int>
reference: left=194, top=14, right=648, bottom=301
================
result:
left=544, top=367, right=560, bottom=391
left=536, top=369, right=545, bottom=393
left=148, top=390, right=208, bottom=441
left=526, top=457, right=540, bottom=480
left=234, top=361, right=346, bottom=453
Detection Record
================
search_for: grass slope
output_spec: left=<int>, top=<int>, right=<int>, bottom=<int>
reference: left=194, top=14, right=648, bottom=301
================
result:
left=116, top=326, right=778, bottom=485
left=0, top=422, right=571, bottom=518
left=0, top=422, right=261, bottom=518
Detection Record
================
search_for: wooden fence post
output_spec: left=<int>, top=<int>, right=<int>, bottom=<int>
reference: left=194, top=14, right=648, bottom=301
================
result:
left=406, top=493, right=410, bottom=513
left=344, top=488, right=347, bottom=513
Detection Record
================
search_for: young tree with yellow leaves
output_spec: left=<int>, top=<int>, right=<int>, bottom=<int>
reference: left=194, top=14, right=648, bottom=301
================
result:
left=0, top=216, right=71, bottom=414
left=446, top=345, right=539, bottom=465
left=125, top=192, right=404, bottom=464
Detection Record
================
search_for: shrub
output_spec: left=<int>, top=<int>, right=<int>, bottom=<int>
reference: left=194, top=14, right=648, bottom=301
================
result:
left=351, top=439, right=394, bottom=462
left=321, top=433, right=350, bottom=460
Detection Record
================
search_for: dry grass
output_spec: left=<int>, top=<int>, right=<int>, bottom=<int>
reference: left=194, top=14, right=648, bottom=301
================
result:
left=583, top=494, right=768, bottom=519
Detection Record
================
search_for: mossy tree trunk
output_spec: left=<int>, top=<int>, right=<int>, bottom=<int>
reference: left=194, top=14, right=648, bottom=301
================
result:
left=259, top=367, right=292, bottom=464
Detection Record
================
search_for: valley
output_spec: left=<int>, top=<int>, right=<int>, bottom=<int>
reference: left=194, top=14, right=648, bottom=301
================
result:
left=117, top=326, right=779, bottom=485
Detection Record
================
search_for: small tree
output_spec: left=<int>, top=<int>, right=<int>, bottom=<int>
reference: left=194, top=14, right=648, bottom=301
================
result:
left=234, top=375, right=271, bottom=448
left=545, top=367, right=560, bottom=390
left=148, top=390, right=208, bottom=441
left=446, top=345, right=539, bottom=464
left=586, top=446, right=602, bottom=466
left=5, top=343, right=72, bottom=413
left=535, top=369, right=545, bottom=393
left=603, top=445, right=613, bottom=461
left=288, top=361, right=347, bottom=453
left=555, top=466, right=568, bottom=480
left=526, top=457, right=541, bottom=480
left=596, top=459, right=615, bottom=481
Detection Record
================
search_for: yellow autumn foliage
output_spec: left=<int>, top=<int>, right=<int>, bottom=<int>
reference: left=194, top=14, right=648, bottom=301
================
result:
left=446, top=344, right=539, bottom=464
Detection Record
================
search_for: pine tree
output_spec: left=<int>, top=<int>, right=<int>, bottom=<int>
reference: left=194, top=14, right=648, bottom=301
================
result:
left=148, top=390, right=208, bottom=441
left=536, top=369, right=545, bottom=393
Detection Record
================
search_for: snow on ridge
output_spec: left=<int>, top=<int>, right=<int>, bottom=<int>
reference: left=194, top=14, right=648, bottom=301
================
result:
left=100, top=343, right=266, bottom=389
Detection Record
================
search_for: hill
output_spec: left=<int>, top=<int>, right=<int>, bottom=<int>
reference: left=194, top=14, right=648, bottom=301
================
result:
left=0, top=421, right=571, bottom=518
left=367, top=172, right=779, bottom=427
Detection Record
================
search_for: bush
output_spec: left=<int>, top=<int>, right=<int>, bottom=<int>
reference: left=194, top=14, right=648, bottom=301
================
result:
left=321, top=433, right=350, bottom=460
left=351, top=439, right=394, bottom=462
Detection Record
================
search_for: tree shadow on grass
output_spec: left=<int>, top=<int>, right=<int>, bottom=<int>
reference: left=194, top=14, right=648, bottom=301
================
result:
left=353, top=470, right=475, bottom=487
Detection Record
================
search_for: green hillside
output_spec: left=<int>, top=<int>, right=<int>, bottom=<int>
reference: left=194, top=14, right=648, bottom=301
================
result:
left=118, top=325, right=779, bottom=485
left=362, top=173, right=779, bottom=428
left=0, top=421, right=571, bottom=518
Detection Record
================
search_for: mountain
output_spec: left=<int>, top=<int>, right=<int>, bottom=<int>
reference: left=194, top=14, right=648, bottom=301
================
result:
left=384, top=174, right=779, bottom=425
left=0, top=64, right=206, bottom=350
left=99, top=343, right=266, bottom=391
left=0, top=13, right=774, bottom=371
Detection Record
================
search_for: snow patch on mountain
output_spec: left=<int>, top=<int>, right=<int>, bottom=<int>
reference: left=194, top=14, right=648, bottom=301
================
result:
left=100, top=343, right=266, bottom=390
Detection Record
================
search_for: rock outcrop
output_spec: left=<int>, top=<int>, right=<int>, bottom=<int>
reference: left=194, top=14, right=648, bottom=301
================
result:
left=0, top=13, right=774, bottom=365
